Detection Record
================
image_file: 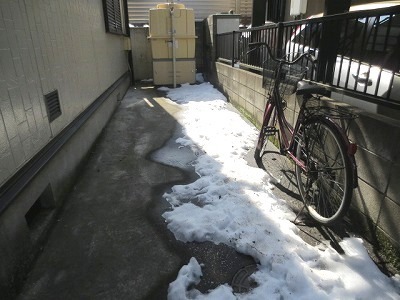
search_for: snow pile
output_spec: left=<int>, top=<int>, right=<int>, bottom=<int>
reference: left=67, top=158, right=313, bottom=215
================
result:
left=157, top=82, right=400, bottom=299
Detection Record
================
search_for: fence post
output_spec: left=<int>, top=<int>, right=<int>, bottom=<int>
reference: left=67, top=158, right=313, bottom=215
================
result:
left=232, top=31, right=236, bottom=67
left=317, top=19, right=341, bottom=83
left=215, top=33, right=218, bottom=61
left=317, top=0, right=350, bottom=83
left=276, top=22, right=284, bottom=58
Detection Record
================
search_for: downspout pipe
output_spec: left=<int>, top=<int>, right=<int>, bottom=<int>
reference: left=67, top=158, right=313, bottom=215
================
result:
left=169, top=2, right=177, bottom=88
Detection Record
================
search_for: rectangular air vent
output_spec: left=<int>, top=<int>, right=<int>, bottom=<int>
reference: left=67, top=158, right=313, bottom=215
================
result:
left=44, top=90, right=62, bottom=122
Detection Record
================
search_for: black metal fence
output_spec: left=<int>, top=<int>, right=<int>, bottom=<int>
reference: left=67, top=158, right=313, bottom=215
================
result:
left=216, top=5, right=400, bottom=110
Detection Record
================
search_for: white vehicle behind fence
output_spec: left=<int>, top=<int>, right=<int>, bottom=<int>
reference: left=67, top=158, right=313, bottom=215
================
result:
left=286, top=2, right=400, bottom=119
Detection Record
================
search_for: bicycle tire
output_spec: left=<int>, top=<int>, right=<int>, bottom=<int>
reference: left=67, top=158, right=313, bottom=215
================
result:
left=295, top=117, right=353, bottom=225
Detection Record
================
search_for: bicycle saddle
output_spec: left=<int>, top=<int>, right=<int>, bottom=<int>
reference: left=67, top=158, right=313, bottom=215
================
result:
left=296, top=81, right=329, bottom=96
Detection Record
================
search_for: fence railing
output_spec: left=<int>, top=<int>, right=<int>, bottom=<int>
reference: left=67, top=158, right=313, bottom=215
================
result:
left=216, top=5, right=400, bottom=110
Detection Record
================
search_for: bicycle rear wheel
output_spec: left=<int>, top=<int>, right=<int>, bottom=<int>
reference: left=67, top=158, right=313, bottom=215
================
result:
left=295, top=118, right=353, bottom=225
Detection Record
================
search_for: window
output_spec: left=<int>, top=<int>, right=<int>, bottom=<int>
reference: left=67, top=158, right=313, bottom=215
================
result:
left=103, top=0, right=127, bottom=35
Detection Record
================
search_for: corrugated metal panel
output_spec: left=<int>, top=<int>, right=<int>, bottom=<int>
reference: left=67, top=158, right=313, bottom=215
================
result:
left=127, top=0, right=252, bottom=24
left=239, top=0, right=252, bottom=18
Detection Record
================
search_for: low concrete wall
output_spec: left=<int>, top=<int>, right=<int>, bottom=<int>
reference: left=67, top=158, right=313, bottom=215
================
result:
left=215, top=61, right=400, bottom=253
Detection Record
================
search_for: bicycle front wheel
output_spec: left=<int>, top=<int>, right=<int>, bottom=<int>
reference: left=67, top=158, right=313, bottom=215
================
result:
left=295, top=118, right=353, bottom=225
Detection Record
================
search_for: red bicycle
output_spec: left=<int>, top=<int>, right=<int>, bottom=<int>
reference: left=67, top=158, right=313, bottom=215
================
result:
left=250, top=42, right=358, bottom=225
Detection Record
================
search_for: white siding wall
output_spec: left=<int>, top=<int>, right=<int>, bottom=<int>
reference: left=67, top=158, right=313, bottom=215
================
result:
left=0, top=0, right=128, bottom=186
left=128, top=0, right=252, bottom=23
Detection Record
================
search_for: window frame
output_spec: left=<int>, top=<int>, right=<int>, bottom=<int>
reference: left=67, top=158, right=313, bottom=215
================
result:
left=102, top=0, right=129, bottom=36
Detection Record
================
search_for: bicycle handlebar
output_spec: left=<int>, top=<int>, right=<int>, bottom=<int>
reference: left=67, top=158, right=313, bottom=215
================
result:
left=247, top=42, right=317, bottom=65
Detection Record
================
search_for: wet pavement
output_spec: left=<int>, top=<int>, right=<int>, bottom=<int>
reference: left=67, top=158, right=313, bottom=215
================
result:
left=16, top=85, right=255, bottom=300
left=16, top=83, right=397, bottom=299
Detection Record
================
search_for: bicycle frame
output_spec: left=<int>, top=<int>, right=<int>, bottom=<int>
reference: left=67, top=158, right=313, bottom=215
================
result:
left=252, top=41, right=357, bottom=183
left=259, top=82, right=358, bottom=184
left=258, top=65, right=308, bottom=172
left=252, top=42, right=359, bottom=225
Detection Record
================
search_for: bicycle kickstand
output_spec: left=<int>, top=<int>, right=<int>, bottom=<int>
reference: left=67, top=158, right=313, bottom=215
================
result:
left=292, top=204, right=307, bottom=225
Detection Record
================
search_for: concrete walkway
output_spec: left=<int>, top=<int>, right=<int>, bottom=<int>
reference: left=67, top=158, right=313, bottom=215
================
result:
left=16, top=85, right=254, bottom=300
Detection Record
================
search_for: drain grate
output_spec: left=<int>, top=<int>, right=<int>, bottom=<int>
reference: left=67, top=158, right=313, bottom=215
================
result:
left=231, top=264, right=259, bottom=293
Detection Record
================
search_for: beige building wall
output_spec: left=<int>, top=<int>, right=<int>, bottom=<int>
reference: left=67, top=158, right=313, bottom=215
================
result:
left=0, top=1, right=130, bottom=296
left=0, top=0, right=128, bottom=187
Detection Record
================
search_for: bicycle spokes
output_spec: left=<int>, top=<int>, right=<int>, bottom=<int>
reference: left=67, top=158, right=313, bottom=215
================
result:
left=295, top=119, right=352, bottom=225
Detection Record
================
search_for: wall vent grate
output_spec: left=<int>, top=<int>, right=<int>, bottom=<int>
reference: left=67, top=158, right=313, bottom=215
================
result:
left=44, top=90, right=62, bottom=122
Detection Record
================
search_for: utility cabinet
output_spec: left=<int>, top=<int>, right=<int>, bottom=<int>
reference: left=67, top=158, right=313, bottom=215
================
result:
left=149, top=3, right=196, bottom=85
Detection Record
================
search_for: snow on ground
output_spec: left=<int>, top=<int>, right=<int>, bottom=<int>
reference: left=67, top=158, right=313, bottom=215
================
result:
left=155, top=82, right=400, bottom=299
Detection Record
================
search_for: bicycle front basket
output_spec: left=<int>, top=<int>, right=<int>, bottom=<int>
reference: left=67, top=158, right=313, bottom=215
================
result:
left=263, top=58, right=309, bottom=101
left=262, top=59, right=279, bottom=91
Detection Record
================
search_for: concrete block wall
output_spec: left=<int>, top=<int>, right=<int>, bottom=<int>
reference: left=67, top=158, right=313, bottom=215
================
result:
left=215, top=61, right=400, bottom=251
left=0, top=0, right=129, bottom=296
